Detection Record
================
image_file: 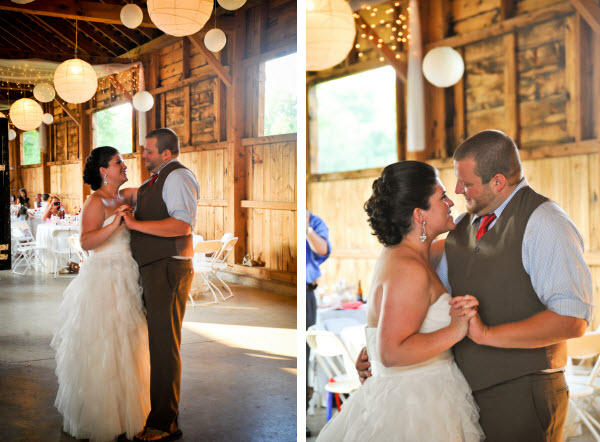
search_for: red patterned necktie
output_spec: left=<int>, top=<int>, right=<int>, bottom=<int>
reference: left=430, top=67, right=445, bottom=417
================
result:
left=476, top=214, right=496, bottom=241
left=148, top=174, right=158, bottom=186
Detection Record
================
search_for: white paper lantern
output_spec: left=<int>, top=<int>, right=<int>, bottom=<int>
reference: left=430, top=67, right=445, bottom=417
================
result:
left=121, top=4, right=144, bottom=29
left=8, top=129, right=16, bottom=140
left=11, top=0, right=35, bottom=3
left=204, top=28, right=226, bottom=52
left=33, top=82, right=56, bottom=102
left=54, top=58, right=98, bottom=103
left=306, top=0, right=356, bottom=71
left=9, top=98, right=43, bottom=131
left=422, top=46, right=465, bottom=88
left=42, top=113, right=54, bottom=125
left=217, top=0, right=246, bottom=10
left=133, top=91, right=155, bottom=112
left=147, top=0, right=213, bottom=37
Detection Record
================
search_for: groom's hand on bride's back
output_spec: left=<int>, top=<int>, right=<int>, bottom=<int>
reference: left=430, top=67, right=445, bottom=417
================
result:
left=356, top=347, right=371, bottom=384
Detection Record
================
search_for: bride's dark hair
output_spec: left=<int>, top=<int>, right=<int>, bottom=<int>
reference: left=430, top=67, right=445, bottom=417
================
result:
left=83, top=146, right=120, bottom=191
left=364, top=161, right=438, bottom=247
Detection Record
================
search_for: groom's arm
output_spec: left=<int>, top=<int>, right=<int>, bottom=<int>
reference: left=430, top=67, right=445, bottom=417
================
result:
left=123, top=213, right=191, bottom=237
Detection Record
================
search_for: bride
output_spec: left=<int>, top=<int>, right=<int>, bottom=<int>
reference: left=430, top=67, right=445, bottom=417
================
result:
left=51, top=146, right=150, bottom=442
left=316, top=161, right=484, bottom=441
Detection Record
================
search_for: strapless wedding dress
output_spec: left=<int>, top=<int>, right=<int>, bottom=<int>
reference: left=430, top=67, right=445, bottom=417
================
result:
left=317, top=293, right=484, bottom=441
left=51, top=216, right=150, bottom=441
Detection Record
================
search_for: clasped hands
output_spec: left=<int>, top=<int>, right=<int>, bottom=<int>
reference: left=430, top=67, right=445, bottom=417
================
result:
left=113, top=204, right=136, bottom=228
left=355, top=295, right=488, bottom=384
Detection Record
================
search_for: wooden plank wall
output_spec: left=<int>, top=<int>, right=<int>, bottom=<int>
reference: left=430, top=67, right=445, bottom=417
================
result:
left=20, top=165, right=43, bottom=197
left=307, top=0, right=600, bottom=320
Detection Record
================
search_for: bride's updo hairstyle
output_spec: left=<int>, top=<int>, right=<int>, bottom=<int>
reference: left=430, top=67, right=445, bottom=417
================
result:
left=83, top=146, right=120, bottom=191
left=364, top=161, right=438, bottom=247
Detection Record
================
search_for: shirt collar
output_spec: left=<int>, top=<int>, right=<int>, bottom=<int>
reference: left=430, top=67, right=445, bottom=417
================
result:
left=146, top=158, right=179, bottom=182
left=469, top=177, right=528, bottom=225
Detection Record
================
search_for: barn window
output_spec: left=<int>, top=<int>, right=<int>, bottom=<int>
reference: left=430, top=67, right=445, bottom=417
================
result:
left=263, top=52, right=297, bottom=136
left=22, top=130, right=41, bottom=165
left=313, top=66, right=397, bottom=174
left=92, top=103, right=133, bottom=154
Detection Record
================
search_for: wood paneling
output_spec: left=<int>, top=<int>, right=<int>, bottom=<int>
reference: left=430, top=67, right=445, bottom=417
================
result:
left=49, top=163, right=83, bottom=213
left=20, top=166, right=43, bottom=197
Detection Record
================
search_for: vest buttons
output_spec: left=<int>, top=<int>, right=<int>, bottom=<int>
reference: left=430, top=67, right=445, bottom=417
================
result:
left=474, top=246, right=480, bottom=253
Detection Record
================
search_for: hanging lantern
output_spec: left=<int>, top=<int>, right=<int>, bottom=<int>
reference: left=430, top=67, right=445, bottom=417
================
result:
left=217, top=0, right=246, bottom=10
left=121, top=4, right=144, bottom=29
left=147, top=0, right=213, bottom=37
left=9, top=98, right=43, bottom=131
left=8, top=129, right=16, bottom=140
left=204, top=28, right=226, bottom=52
left=422, top=47, right=464, bottom=88
left=306, top=0, right=356, bottom=71
left=133, top=91, right=155, bottom=112
left=42, top=113, right=54, bottom=125
left=54, top=58, right=98, bottom=103
left=33, top=82, right=56, bottom=102
left=10, top=0, right=35, bottom=3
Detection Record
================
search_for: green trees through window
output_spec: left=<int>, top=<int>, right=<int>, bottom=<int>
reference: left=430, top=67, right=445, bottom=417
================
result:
left=314, top=66, right=397, bottom=174
left=23, top=130, right=40, bottom=165
left=264, top=53, right=297, bottom=136
left=93, top=103, right=133, bottom=154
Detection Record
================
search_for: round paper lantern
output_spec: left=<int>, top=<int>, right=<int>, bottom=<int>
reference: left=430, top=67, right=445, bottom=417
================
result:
left=11, top=0, right=35, bottom=3
left=121, top=4, right=143, bottom=29
left=422, top=47, right=465, bottom=88
left=133, top=91, right=154, bottom=112
left=306, top=0, right=356, bottom=71
left=33, top=82, right=56, bottom=102
left=147, top=0, right=213, bottom=37
left=204, top=28, right=226, bottom=52
left=217, top=0, right=246, bottom=10
left=42, top=113, right=54, bottom=125
left=8, top=129, right=16, bottom=140
left=54, top=58, right=98, bottom=103
left=9, top=98, right=43, bottom=131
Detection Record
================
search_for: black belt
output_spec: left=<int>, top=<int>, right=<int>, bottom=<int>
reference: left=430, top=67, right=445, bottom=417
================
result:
left=307, top=282, right=318, bottom=290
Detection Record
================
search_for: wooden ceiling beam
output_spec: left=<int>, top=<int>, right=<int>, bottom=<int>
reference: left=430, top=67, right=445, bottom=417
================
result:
left=28, top=14, right=79, bottom=54
left=0, top=47, right=135, bottom=64
left=9, top=12, right=66, bottom=54
left=569, top=0, right=600, bottom=34
left=107, top=74, right=133, bottom=103
left=76, top=19, right=126, bottom=56
left=187, top=34, right=232, bottom=87
left=0, top=15, right=42, bottom=53
left=0, top=0, right=157, bottom=28
left=54, top=97, right=80, bottom=126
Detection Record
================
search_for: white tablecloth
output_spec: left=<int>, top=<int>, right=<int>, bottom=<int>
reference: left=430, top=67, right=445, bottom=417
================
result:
left=36, top=223, right=81, bottom=273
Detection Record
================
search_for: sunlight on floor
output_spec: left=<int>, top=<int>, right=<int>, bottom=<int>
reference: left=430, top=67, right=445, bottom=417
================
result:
left=182, top=322, right=296, bottom=357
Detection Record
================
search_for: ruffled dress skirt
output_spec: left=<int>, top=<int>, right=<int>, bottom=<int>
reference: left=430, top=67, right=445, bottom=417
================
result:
left=51, top=226, right=150, bottom=442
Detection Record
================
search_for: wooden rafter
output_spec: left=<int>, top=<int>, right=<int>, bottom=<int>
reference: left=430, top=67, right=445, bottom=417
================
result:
left=8, top=12, right=65, bottom=54
left=187, top=34, right=232, bottom=88
left=0, top=15, right=40, bottom=52
left=107, top=74, right=133, bottom=103
left=76, top=19, right=127, bottom=56
left=0, top=47, right=134, bottom=64
left=426, top=2, right=573, bottom=49
left=569, top=0, right=600, bottom=34
left=355, top=15, right=408, bottom=83
left=0, top=0, right=156, bottom=28
left=54, top=97, right=80, bottom=127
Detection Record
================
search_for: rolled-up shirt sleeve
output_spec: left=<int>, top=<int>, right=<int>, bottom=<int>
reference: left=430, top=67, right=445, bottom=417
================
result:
left=523, top=202, right=594, bottom=325
left=162, top=168, right=200, bottom=227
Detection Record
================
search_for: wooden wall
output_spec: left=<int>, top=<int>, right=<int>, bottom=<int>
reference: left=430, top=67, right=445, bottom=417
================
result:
left=307, top=0, right=600, bottom=322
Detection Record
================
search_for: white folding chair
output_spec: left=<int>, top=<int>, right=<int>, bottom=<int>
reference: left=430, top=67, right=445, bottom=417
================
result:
left=50, top=229, right=73, bottom=278
left=188, top=240, right=224, bottom=307
left=11, top=223, right=46, bottom=275
left=564, top=333, right=600, bottom=440
left=208, top=237, right=238, bottom=301
left=306, top=329, right=361, bottom=420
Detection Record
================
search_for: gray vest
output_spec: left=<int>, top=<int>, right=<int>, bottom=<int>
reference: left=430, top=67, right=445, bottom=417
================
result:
left=446, top=186, right=566, bottom=391
left=130, top=161, right=193, bottom=267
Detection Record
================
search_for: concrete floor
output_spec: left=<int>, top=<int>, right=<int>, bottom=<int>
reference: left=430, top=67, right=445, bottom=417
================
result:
left=0, top=270, right=297, bottom=442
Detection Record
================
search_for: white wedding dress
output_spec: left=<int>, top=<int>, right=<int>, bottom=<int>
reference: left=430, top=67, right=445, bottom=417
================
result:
left=317, top=293, right=484, bottom=442
left=51, top=215, right=150, bottom=442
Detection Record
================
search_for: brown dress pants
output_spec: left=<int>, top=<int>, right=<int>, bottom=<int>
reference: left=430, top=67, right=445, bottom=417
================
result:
left=139, top=258, right=194, bottom=433
left=473, top=372, right=569, bottom=442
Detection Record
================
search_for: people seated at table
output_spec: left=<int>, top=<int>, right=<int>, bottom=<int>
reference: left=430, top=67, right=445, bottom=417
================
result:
left=18, top=188, right=30, bottom=208
left=42, top=195, right=69, bottom=221
left=34, top=193, right=42, bottom=208
left=9, top=194, right=19, bottom=218
left=41, top=193, right=50, bottom=212
left=17, top=205, right=30, bottom=221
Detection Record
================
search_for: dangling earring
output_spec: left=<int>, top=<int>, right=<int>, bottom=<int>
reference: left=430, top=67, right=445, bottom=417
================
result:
left=420, top=221, right=427, bottom=243
left=103, top=174, right=108, bottom=186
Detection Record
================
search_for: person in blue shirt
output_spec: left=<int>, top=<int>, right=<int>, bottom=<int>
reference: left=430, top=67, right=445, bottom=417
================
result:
left=306, top=211, right=331, bottom=435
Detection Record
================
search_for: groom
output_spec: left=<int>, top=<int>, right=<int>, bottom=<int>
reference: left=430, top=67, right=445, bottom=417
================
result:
left=357, top=130, right=592, bottom=441
left=123, top=128, right=199, bottom=442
